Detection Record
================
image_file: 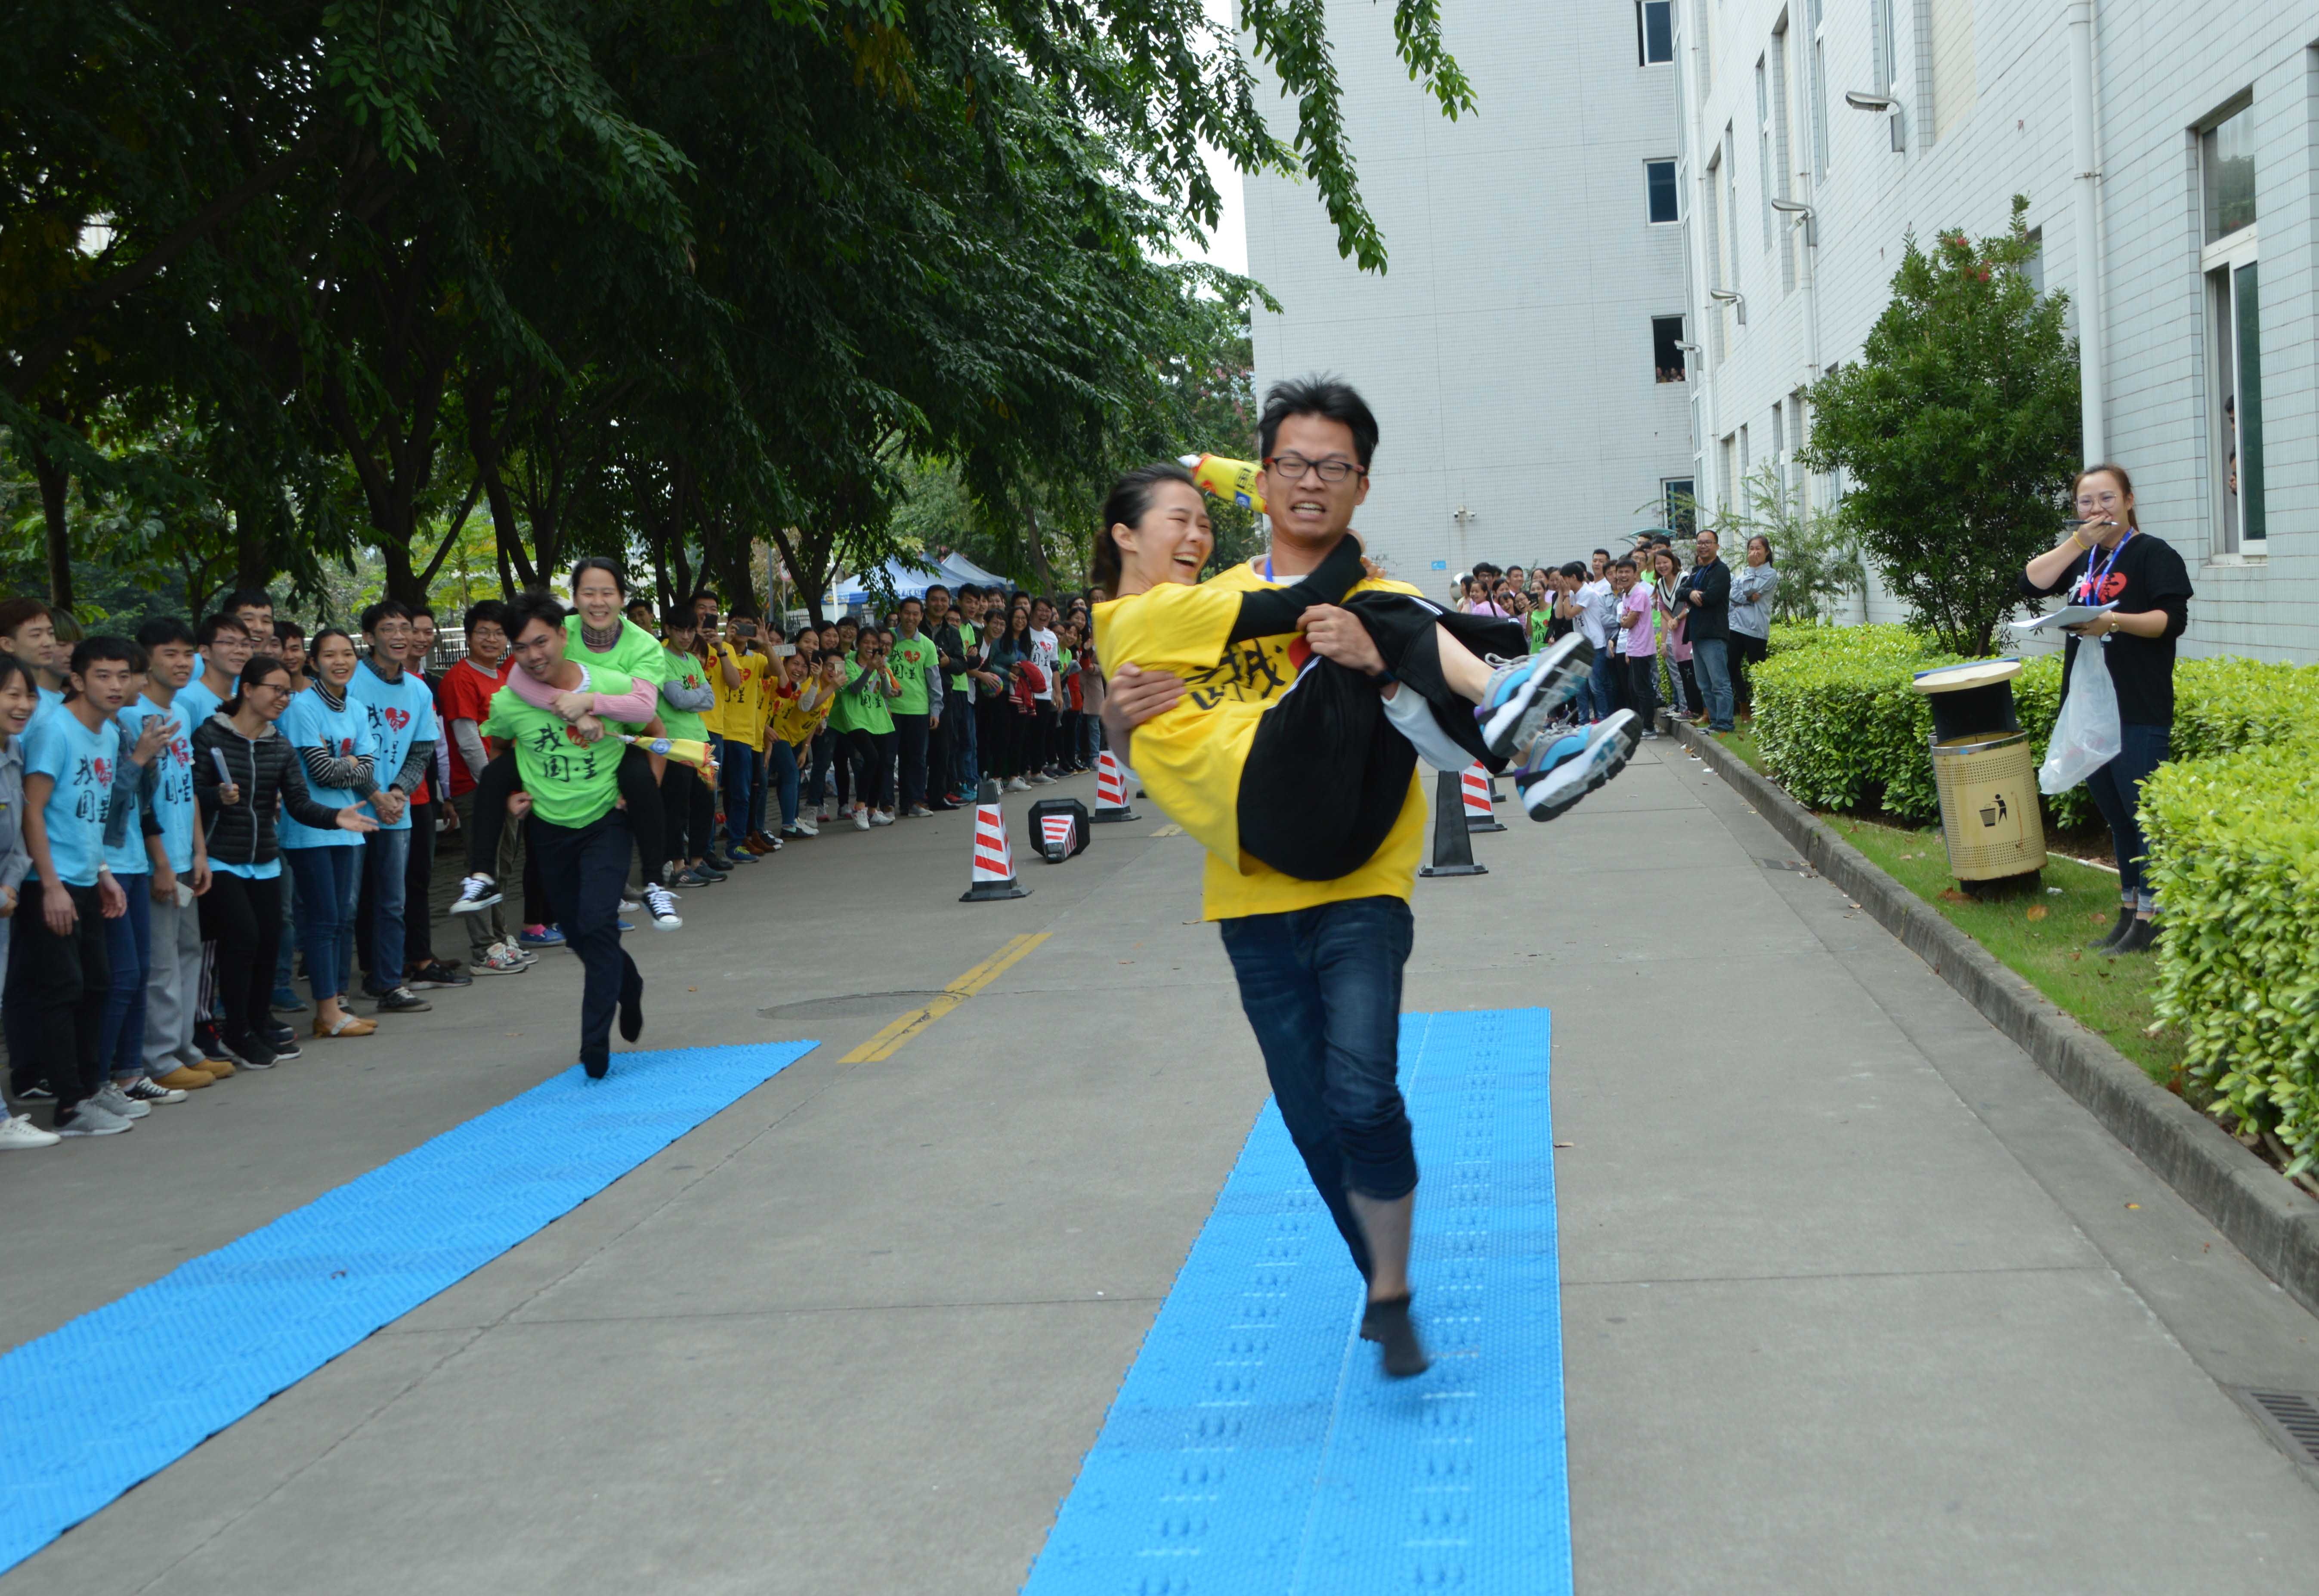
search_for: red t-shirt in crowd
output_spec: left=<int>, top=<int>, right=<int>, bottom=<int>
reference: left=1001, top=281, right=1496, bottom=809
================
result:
left=434, top=655, right=511, bottom=798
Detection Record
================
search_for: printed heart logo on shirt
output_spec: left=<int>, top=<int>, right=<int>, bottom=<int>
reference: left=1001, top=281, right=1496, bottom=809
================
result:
left=1285, top=634, right=1313, bottom=674
left=92, top=758, right=112, bottom=786
left=2097, top=573, right=2127, bottom=602
left=383, top=707, right=411, bottom=731
left=338, top=737, right=355, bottom=756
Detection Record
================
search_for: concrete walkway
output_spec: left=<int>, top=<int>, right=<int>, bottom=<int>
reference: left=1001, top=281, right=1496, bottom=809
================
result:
left=4, top=743, right=2318, bottom=1593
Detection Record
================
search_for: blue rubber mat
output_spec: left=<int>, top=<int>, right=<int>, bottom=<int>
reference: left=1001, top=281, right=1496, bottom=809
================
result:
left=1022, top=1007, right=1569, bottom=1595
left=0, top=1040, right=816, bottom=1577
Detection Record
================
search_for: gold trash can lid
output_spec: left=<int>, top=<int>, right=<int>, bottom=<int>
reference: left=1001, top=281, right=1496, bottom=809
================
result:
left=1911, top=657, right=2023, bottom=695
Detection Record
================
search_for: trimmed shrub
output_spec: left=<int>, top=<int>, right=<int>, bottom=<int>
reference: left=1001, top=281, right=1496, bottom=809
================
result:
left=2142, top=744, right=2319, bottom=1170
left=1754, top=628, right=2319, bottom=832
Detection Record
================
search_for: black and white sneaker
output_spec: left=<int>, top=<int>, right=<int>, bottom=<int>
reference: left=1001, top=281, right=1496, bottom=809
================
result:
left=266, top=1025, right=303, bottom=1060
left=13, top=1081, right=54, bottom=1102
left=122, top=1077, right=188, bottom=1106
left=1475, top=634, right=1593, bottom=760
left=448, top=874, right=501, bottom=914
left=374, top=987, right=433, bottom=1014
left=643, top=884, right=683, bottom=931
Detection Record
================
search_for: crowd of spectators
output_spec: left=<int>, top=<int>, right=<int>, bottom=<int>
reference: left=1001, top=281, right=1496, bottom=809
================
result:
left=0, top=570, right=1109, bottom=1149
left=1452, top=530, right=1781, bottom=739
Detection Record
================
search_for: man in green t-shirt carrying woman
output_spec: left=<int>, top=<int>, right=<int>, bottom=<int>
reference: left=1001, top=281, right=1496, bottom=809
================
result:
left=480, top=591, right=649, bottom=1077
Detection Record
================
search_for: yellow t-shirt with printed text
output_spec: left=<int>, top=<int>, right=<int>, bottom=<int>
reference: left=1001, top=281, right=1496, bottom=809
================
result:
left=1094, top=557, right=1424, bottom=921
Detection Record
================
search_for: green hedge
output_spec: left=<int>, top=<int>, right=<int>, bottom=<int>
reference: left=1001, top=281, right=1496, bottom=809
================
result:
left=1753, top=627, right=2319, bottom=831
left=2143, top=745, right=2319, bottom=1170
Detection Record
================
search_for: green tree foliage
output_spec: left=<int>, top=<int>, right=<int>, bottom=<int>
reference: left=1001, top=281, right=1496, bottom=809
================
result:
left=1799, top=197, right=2080, bottom=656
left=1, top=0, right=1467, bottom=617
left=1718, top=464, right=1865, bottom=625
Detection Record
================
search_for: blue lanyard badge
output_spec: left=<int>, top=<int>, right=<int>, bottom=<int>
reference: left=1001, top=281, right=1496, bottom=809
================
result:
left=2075, top=530, right=2133, bottom=604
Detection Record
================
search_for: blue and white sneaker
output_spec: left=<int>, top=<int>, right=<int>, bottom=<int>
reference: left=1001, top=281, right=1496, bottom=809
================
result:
left=1516, top=709, right=1642, bottom=820
left=1475, top=634, right=1593, bottom=760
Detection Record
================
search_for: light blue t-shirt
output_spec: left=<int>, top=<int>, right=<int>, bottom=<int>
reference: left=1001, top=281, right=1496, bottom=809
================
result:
left=278, top=686, right=374, bottom=849
left=22, top=706, right=115, bottom=888
left=344, top=661, right=436, bottom=832
left=31, top=685, right=62, bottom=727
left=175, top=672, right=228, bottom=736
left=98, top=707, right=154, bottom=878
left=127, top=693, right=198, bottom=874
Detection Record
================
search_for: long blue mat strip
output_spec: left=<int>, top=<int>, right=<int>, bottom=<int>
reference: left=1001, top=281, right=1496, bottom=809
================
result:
left=0, top=1040, right=816, bottom=1576
left=1022, top=1007, right=1570, bottom=1595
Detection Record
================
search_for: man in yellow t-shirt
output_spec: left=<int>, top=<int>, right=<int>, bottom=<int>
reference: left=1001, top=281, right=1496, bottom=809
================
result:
left=1101, top=378, right=1436, bottom=1382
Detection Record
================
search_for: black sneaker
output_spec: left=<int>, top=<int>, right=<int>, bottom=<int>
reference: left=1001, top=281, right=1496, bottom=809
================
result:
left=13, top=1081, right=54, bottom=1101
left=374, top=987, right=433, bottom=1014
left=407, top=960, right=473, bottom=990
left=2090, top=907, right=2136, bottom=951
left=267, top=1023, right=301, bottom=1057
left=231, top=1040, right=280, bottom=1070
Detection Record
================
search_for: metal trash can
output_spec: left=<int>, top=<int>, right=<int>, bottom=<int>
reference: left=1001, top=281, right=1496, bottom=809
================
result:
left=1911, top=659, right=2046, bottom=892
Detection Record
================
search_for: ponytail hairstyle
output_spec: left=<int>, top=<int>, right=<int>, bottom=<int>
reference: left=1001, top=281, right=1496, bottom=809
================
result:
left=1090, top=460, right=1201, bottom=599
left=223, top=655, right=291, bottom=718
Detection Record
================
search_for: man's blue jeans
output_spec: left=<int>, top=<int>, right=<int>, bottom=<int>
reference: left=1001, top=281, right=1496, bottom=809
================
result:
left=721, top=741, right=760, bottom=848
left=1691, top=637, right=1735, bottom=731
left=100, top=875, right=152, bottom=1080
left=361, top=829, right=410, bottom=993
left=1217, top=895, right=1418, bottom=1282
left=951, top=696, right=980, bottom=794
left=1588, top=652, right=1623, bottom=723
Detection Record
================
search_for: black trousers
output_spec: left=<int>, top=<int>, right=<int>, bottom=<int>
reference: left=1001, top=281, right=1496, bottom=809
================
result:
left=976, top=697, right=1007, bottom=783
left=1730, top=631, right=1769, bottom=718
left=843, top=727, right=896, bottom=810
left=530, top=809, right=642, bottom=1067
left=7, top=881, right=109, bottom=1111
left=467, top=745, right=665, bottom=887
left=927, top=710, right=952, bottom=801
left=1237, top=595, right=1525, bottom=883
left=1624, top=652, right=1659, bottom=729
left=1031, top=701, right=1058, bottom=771
left=894, top=711, right=930, bottom=809
left=663, top=760, right=715, bottom=861
left=403, top=801, right=438, bottom=965
left=198, top=872, right=282, bottom=1063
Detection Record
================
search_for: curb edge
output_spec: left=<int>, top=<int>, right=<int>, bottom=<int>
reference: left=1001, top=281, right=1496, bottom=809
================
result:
left=1663, top=713, right=2319, bottom=1323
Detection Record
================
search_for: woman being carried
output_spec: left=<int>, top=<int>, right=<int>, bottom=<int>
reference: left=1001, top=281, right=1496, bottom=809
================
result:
left=1092, top=462, right=1641, bottom=883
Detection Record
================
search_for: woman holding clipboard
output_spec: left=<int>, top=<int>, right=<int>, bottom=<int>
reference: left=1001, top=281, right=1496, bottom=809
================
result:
left=2020, top=464, right=2194, bottom=955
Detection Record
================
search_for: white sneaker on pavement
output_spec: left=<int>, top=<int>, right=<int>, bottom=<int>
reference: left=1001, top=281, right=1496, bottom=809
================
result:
left=474, top=942, right=530, bottom=974
left=0, top=1114, right=60, bottom=1150
left=853, top=807, right=872, bottom=831
left=55, top=1102, right=134, bottom=1137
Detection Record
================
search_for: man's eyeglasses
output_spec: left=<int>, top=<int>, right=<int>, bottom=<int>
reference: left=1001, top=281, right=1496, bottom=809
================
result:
left=1265, top=454, right=1364, bottom=485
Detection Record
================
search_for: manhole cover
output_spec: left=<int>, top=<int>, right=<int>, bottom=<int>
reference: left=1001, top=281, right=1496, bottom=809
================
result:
left=758, top=991, right=946, bottom=1023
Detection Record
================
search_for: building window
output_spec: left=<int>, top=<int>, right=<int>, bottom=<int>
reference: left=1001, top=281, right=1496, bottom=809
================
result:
left=1654, top=315, right=1687, bottom=383
left=1873, top=0, right=1900, bottom=97
left=1756, top=57, right=1773, bottom=250
left=1646, top=159, right=1680, bottom=223
left=1719, top=435, right=1737, bottom=516
left=1664, top=478, right=1698, bottom=536
left=1705, top=148, right=1728, bottom=361
left=2201, top=97, right=2261, bottom=549
left=1638, top=1, right=1674, bottom=65
left=1771, top=22, right=1795, bottom=293
left=1809, top=0, right=1831, bottom=175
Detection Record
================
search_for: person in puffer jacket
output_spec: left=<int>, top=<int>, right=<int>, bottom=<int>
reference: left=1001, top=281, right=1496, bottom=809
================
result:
left=192, top=657, right=376, bottom=1068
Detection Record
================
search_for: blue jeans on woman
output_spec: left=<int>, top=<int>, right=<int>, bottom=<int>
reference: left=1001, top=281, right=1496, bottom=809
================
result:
left=767, top=739, right=802, bottom=829
left=99, top=874, right=152, bottom=1080
left=2085, top=722, right=2171, bottom=913
left=1216, top=896, right=1417, bottom=1282
left=288, top=845, right=364, bottom=1002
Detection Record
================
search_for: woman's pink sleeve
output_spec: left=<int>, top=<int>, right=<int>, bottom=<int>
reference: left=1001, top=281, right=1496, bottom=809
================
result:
left=591, top=679, right=659, bottom=721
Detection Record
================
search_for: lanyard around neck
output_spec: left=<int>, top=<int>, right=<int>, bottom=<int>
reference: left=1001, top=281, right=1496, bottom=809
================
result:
left=2075, top=529, right=2134, bottom=602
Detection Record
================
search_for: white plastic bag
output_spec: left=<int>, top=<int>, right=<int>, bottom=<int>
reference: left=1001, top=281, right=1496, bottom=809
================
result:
left=2038, top=640, right=2122, bottom=795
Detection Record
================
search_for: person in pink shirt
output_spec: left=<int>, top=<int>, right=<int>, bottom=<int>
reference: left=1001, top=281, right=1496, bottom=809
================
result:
left=1612, top=557, right=1660, bottom=739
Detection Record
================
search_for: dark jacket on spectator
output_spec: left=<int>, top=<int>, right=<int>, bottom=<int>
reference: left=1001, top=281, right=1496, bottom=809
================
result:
left=193, top=713, right=344, bottom=870
left=1679, top=557, right=1732, bottom=643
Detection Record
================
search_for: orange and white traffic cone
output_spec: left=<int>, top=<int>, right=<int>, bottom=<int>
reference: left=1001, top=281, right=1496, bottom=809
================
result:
left=1089, top=748, right=1141, bottom=823
left=1462, top=764, right=1507, bottom=833
left=960, top=778, right=1032, bottom=902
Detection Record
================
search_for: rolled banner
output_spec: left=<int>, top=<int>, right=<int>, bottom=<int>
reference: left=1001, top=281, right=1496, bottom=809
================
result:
left=616, top=732, right=717, bottom=773
left=1178, top=453, right=1266, bottom=515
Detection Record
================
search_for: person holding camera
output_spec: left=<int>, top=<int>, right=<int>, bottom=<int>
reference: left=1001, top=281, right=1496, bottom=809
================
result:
left=835, top=630, right=903, bottom=828
left=711, top=607, right=776, bottom=858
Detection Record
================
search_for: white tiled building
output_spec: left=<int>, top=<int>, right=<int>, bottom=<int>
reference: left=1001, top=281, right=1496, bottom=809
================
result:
left=1674, top=0, right=2317, bottom=661
left=1242, top=2, right=1696, bottom=593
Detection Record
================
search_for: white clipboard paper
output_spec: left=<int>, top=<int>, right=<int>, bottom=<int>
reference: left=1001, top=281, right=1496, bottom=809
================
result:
left=2018, top=601, right=2117, bottom=634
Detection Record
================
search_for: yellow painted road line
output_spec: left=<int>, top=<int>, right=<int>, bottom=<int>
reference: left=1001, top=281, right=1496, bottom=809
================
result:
left=839, top=932, right=1052, bottom=1063
left=1150, top=823, right=1184, bottom=837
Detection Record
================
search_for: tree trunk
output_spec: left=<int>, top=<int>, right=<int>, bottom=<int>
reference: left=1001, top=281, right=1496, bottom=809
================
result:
left=1023, top=503, right=1056, bottom=597
left=31, top=442, right=72, bottom=611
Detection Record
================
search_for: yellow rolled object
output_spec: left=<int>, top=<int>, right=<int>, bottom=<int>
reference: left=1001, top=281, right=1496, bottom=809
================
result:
left=1179, top=453, right=1265, bottom=516
left=618, top=733, right=716, bottom=771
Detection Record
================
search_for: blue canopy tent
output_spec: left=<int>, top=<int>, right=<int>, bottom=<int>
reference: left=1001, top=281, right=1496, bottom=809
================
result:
left=824, top=551, right=1011, bottom=610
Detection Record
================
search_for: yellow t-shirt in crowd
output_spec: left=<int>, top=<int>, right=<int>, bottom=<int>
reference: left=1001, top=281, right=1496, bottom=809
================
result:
left=768, top=676, right=835, bottom=749
left=709, top=643, right=768, bottom=747
left=1094, top=556, right=1425, bottom=922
